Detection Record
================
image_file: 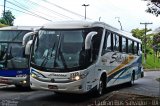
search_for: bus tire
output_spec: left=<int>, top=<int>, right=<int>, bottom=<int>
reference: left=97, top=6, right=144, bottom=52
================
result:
left=15, top=84, right=23, bottom=88
left=128, top=71, right=135, bottom=87
left=95, top=75, right=106, bottom=96
left=15, top=84, right=31, bottom=90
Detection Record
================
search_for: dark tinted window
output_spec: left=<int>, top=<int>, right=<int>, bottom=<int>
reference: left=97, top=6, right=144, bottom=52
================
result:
left=113, top=34, right=119, bottom=51
left=134, top=42, right=138, bottom=55
left=122, top=37, right=127, bottom=53
left=128, top=40, right=133, bottom=53
left=0, top=30, right=30, bottom=42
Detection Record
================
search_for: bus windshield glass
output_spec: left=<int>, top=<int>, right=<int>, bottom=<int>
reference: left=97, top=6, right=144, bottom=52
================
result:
left=31, top=28, right=103, bottom=72
left=0, top=30, right=30, bottom=69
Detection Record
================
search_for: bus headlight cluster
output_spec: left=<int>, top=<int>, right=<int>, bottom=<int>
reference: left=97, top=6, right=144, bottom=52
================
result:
left=70, top=75, right=80, bottom=81
left=74, top=75, right=80, bottom=80
left=31, top=73, right=37, bottom=78
left=70, top=72, right=88, bottom=81
left=31, top=69, right=45, bottom=78
left=23, top=80, right=27, bottom=84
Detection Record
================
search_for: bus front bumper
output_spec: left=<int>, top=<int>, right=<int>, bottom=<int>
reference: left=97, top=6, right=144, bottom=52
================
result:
left=30, top=77, right=88, bottom=94
left=0, top=76, right=29, bottom=86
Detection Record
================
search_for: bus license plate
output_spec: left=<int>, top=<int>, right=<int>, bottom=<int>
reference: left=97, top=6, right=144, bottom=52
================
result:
left=0, top=78, right=8, bottom=83
left=48, top=85, right=58, bottom=89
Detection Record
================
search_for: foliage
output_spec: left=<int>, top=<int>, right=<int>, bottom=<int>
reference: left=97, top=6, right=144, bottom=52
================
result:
left=144, top=0, right=160, bottom=16
left=153, top=32, right=160, bottom=45
left=131, top=28, right=153, bottom=54
left=131, top=28, right=151, bottom=40
left=131, top=28, right=154, bottom=58
left=143, top=54, right=160, bottom=69
left=0, top=10, right=15, bottom=26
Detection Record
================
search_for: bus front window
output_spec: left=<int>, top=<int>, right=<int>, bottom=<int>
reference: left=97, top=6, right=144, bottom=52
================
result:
left=0, top=44, right=7, bottom=68
left=32, top=30, right=84, bottom=70
left=31, top=28, right=103, bottom=72
left=0, top=30, right=30, bottom=69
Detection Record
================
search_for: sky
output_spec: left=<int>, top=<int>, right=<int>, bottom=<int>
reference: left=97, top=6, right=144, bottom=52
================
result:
left=0, top=0, right=160, bottom=32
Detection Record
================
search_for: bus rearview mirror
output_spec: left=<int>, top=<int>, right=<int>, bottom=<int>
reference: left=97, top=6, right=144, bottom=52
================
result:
left=22, top=32, right=36, bottom=46
left=85, top=31, right=97, bottom=50
left=25, top=40, right=33, bottom=55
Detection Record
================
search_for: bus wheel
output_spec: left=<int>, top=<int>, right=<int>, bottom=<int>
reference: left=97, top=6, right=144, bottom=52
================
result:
left=96, top=77, right=105, bottom=96
left=128, top=71, right=135, bottom=87
left=15, top=84, right=31, bottom=90
left=15, top=84, right=22, bottom=88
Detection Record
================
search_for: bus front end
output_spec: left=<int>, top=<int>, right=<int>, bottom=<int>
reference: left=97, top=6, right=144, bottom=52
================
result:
left=30, top=68, right=90, bottom=93
left=0, top=28, right=34, bottom=88
left=30, top=26, right=103, bottom=93
left=0, top=69, right=30, bottom=87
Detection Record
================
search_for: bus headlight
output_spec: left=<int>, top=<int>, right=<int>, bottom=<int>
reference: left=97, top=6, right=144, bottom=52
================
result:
left=23, top=80, right=27, bottom=84
left=70, top=75, right=80, bottom=81
left=70, top=72, right=88, bottom=81
left=31, top=73, right=37, bottom=78
left=74, top=76, right=80, bottom=80
left=31, top=69, right=45, bottom=78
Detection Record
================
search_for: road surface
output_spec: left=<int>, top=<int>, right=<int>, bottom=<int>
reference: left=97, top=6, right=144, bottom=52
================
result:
left=0, top=71, right=159, bottom=106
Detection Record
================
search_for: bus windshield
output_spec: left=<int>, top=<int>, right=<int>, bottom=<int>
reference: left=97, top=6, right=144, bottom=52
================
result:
left=31, top=28, right=103, bottom=72
left=0, top=30, right=31, bottom=69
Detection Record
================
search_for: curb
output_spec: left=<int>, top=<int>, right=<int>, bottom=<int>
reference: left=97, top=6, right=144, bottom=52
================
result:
left=144, top=69, right=160, bottom=71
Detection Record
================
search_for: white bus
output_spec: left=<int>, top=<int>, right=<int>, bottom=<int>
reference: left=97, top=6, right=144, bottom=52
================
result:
left=0, top=26, right=40, bottom=88
left=28, top=21, right=143, bottom=95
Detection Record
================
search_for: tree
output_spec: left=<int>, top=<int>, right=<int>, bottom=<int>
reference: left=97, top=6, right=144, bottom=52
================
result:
left=131, top=28, right=153, bottom=58
left=144, top=0, right=160, bottom=16
left=0, top=10, right=15, bottom=26
left=131, top=28, right=151, bottom=40
left=152, top=33, right=160, bottom=57
left=153, top=33, right=160, bottom=45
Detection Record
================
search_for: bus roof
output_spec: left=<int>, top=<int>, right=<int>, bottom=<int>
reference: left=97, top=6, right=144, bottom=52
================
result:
left=0, top=26, right=41, bottom=31
left=42, top=20, right=141, bottom=43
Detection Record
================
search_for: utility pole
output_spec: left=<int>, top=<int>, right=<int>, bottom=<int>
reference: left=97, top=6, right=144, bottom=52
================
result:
left=140, top=22, right=153, bottom=64
left=99, top=17, right=101, bottom=21
left=82, top=4, right=89, bottom=20
left=115, top=17, right=123, bottom=30
left=3, top=0, right=6, bottom=17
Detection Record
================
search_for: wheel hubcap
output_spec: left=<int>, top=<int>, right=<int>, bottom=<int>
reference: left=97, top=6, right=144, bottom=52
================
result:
left=99, top=80, right=103, bottom=95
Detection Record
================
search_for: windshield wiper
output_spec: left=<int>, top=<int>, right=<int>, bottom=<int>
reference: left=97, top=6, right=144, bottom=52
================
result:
left=54, top=34, right=68, bottom=69
left=40, top=43, right=56, bottom=67
left=59, top=49, right=67, bottom=69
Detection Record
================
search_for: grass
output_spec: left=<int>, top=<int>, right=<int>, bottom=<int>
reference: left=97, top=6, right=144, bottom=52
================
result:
left=0, top=23, right=7, bottom=28
left=143, top=54, right=160, bottom=69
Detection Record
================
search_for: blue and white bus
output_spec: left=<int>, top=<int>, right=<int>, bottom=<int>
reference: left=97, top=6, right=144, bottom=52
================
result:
left=29, top=21, right=143, bottom=95
left=0, top=26, right=40, bottom=88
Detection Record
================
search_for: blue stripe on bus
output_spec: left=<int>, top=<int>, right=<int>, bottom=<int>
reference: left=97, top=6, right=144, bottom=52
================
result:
left=116, top=73, right=131, bottom=79
left=0, top=69, right=29, bottom=77
left=108, top=56, right=142, bottom=83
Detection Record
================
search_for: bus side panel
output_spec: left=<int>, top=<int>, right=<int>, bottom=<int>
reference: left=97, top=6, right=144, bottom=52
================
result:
left=134, top=54, right=143, bottom=80
left=99, top=52, right=142, bottom=87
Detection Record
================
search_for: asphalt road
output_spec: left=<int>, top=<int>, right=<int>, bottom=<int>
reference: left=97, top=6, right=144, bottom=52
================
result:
left=0, top=71, right=159, bottom=106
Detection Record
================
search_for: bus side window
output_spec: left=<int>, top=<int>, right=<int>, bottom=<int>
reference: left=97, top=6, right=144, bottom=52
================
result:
left=102, top=31, right=111, bottom=55
left=134, top=42, right=138, bottom=55
left=128, top=40, right=133, bottom=54
left=122, top=37, right=127, bottom=53
left=139, top=43, right=142, bottom=55
left=132, top=41, right=134, bottom=54
left=91, top=28, right=102, bottom=61
left=119, top=36, right=122, bottom=52
left=113, top=34, right=119, bottom=51
left=137, top=42, right=139, bottom=55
